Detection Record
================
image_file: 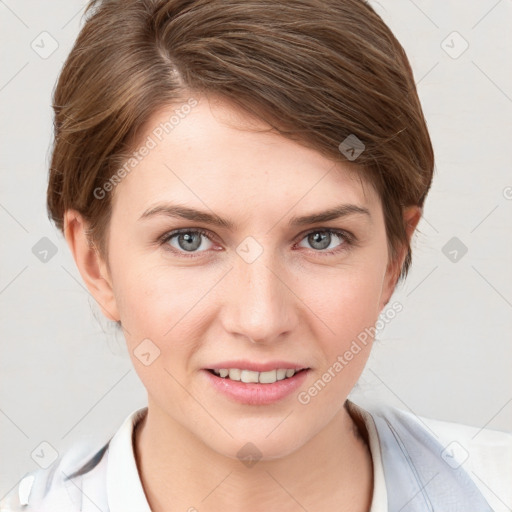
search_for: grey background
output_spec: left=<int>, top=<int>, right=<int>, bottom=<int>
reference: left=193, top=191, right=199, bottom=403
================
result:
left=1, top=0, right=511, bottom=498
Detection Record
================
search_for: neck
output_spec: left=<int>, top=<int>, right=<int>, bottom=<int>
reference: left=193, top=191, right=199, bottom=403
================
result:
left=134, top=401, right=373, bottom=512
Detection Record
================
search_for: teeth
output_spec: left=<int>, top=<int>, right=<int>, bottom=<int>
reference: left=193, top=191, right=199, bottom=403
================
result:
left=211, top=368, right=300, bottom=383
left=228, top=368, right=241, bottom=381
left=259, top=370, right=277, bottom=384
left=240, top=370, right=259, bottom=383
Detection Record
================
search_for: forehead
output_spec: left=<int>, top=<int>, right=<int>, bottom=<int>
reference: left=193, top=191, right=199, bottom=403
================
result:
left=111, top=95, right=380, bottom=219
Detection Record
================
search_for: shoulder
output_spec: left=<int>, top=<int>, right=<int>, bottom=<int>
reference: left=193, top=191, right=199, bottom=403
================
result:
left=0, top=406, right=146, bottom=512
left=354, top=400, right=512, bottom=512
left=418, top=413, right=512, bottom=512
left=0, top=440, right=110, bottom=512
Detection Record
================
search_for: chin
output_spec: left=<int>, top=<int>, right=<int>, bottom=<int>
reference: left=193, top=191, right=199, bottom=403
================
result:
left=196, top=419, right=316, bottom=464
left=216, top=437, right=306, bottom=465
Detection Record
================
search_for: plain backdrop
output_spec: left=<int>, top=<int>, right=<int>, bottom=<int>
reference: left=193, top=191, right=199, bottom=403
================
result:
left=1, top=0, right=511, bottom=497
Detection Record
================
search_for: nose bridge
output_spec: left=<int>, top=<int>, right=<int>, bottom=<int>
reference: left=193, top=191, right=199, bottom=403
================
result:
left=223, top=236, right=296, bottom=342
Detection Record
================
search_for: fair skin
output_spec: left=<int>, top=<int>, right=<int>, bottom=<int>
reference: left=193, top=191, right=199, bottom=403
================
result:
left=64, top=94, right=421, bottom=512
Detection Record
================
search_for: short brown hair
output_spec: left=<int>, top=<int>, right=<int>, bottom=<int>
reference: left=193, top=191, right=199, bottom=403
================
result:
left=47, top=0, right=434, bottom=283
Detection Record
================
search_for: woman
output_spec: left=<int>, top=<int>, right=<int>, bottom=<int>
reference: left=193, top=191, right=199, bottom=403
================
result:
left=2, top=0, right=510, bottom=511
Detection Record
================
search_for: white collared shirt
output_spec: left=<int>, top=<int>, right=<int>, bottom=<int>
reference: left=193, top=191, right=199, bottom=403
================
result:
left=1, top=402, right=511, bottom=511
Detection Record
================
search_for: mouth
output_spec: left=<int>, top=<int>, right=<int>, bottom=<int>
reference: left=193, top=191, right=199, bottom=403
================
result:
left=203, top=366, right=311, bottom=405
left=206, top=367, right=309, bottom=384
left=202, top=359, right=311, bottom=405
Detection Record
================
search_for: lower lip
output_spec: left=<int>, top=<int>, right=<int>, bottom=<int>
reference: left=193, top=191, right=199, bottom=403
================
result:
left=202, top=369, right=310, bottom=405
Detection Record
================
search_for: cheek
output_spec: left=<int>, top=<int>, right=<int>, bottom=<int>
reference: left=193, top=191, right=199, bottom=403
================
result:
left=113, top=265, right=196, bottom=337
left=112, top=246, right=386, bottom=338
left=304, top=256, right=386, bottom=386
left=298, top=271, right=384, bottom=409
left=107, top=230, right=191, bottom=330
left=110, top=259, right=205, bottom=407
left=308, top=260, right=386, bottom=335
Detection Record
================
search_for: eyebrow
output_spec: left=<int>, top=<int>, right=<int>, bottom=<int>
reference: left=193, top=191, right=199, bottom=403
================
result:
left=138, top=203, right=371, bottom=229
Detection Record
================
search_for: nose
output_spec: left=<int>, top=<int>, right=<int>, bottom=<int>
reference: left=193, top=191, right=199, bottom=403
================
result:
left=219, top=244, right=299, bottom=345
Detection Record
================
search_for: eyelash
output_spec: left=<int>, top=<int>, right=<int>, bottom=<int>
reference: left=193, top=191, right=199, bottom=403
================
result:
left=157, top=227, right=356, bottom=259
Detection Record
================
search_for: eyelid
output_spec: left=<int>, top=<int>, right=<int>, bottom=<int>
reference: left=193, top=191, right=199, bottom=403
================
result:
left=294, top=226, right=355, bottom=243
left=157, top=227, right=216, bottom=246
left=294, top=228, right=357, bottom=255
left=158, top=226, right=357, bottom=258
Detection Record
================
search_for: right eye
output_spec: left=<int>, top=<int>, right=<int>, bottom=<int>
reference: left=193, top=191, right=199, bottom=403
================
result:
left=159, top=228, right=216, bottom=257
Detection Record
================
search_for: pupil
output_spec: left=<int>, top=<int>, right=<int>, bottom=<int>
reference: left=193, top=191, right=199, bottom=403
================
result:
left=311, top=231, right=329, bottom=250
left=180, top=232, right=200, bottom=251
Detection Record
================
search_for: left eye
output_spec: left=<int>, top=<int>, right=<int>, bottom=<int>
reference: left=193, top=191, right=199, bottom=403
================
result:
left=159, top=228, right=353, bottom=257
left=297, top=229, right=350, bottom=253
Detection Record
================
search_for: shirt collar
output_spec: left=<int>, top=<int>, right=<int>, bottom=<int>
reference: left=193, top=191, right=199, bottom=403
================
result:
left=346, top=399, right=388, bottom=511
left=106, top=406, right=151, bottom=512
left=104, top=402, right=384, bottom=512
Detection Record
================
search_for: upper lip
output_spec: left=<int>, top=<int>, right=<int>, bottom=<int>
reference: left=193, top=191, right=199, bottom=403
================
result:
left=205, top=360, right=310, bottom=372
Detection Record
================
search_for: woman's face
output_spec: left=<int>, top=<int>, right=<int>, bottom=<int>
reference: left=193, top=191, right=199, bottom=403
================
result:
left=97, top=95, right=402, bottom=459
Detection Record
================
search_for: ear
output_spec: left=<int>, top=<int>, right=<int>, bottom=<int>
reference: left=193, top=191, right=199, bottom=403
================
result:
left=63, top=209, right=120, bottom=322
left=379, top=205, right=422, bottom=309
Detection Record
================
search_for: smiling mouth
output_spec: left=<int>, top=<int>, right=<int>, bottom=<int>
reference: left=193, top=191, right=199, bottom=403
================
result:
left=206, top=368, right=308, bottom=384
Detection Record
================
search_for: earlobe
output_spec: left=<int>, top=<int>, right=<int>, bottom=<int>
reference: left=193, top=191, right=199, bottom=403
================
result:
left=63, top=210, right=120, bottom=322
